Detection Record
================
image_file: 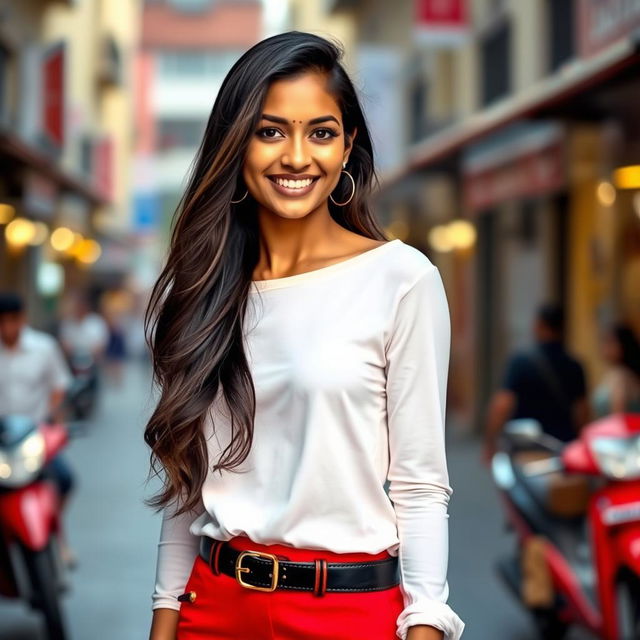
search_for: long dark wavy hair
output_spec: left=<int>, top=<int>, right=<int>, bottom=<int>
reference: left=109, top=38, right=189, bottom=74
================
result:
left=144, top=31, right=387, bottom=516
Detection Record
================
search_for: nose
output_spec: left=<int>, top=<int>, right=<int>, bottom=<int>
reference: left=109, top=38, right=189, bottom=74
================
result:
left=281, top=133, right=311, bottom=170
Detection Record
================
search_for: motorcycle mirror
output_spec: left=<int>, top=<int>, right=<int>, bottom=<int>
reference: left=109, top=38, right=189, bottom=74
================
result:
left=503, top=419, right=565, bottom=453
left=503, top=418, right=544, bottom=442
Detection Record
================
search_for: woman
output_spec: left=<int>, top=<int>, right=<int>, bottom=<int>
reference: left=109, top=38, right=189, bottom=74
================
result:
left=146, top=31, right=464, bottom=640
left=592, top=322, right=640, bottom=418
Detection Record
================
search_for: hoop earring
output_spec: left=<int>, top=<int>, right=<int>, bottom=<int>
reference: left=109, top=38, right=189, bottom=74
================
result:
left=230, top=190, right=248, bottom=204
left=329, top=170, right=355, bottom=207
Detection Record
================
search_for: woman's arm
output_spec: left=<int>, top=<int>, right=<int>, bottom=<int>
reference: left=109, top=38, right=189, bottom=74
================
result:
left=407, top=625, right=445, bottom=640
left=609, top=368, right=630, bottom=414
left=385, top=264, right=465, bottom=640
left=149, top=609, right=180, bottom=640
left=149, top=494, right=205, bottom=635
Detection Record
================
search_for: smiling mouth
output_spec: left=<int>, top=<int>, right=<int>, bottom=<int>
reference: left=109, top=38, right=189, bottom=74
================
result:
left=267, top=176, right=320, bottom=197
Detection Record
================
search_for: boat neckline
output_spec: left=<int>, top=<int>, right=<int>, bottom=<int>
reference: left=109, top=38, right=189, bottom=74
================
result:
left=249, top=238, right=402, bottom=292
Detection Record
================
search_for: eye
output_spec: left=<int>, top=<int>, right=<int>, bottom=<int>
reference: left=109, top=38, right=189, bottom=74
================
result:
left=312, top=128, right=339, bottom=140
left=257, top=127, right=284, bottom=139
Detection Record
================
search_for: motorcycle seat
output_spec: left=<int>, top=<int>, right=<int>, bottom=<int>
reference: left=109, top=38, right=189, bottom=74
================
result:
left=512, top=450, right=592, bottom=519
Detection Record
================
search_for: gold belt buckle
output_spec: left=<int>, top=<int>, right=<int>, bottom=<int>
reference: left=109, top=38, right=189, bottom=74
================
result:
left=235, top=550, right=279, bottom=592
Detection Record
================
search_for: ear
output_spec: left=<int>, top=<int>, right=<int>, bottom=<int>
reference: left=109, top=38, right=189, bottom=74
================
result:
left=343, top=127, right=357, bottom=165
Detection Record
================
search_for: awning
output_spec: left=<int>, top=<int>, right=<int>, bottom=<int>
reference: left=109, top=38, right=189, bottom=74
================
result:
left=0, top=129, right=108, bottom=207
left=381, top=34, right=640, bottom=188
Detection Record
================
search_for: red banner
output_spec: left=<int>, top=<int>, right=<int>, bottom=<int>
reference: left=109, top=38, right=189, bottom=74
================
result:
left=42, top=43, right=65, bottom=148
left=415, top=0, right=468, bottom=46
left=94, top=136, right=114, bottom=201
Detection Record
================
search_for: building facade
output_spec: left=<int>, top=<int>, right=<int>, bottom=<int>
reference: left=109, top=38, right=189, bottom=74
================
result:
left=134, top=0, right=262, bottom=283
left=0, top=0, right=141, bottom=325
left=323, top=0, right=640, bottom=430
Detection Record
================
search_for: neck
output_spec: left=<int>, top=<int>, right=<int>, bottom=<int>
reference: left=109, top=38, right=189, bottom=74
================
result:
left=254, top=205, right=349, bottom=274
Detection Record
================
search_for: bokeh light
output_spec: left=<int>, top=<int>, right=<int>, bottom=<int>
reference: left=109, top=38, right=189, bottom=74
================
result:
left=596, top=181, right=616, bottom=207
left=5, top=217, right=36, bottom=247
left=50, top=226, right=76, bottom=251
left=28, top=222, right=49, bottom=246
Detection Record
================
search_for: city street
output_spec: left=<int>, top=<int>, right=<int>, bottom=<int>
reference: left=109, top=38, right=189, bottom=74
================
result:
left=2, top=1, right=638, bottom=639
left=0, top=361, right=596, bottom=640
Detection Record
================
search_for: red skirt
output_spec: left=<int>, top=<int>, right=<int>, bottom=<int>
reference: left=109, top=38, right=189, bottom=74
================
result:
left=176, top=535, right=405, bottom=640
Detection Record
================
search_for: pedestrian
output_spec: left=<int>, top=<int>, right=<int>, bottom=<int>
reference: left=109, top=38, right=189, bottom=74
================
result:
left=0, top=292, right=77, bottom=567
left=59, top=292, right=109, bottom=361
left=146, top=32, right=464, bottom=640
left=103, top=311, right=128, bottom=386
left=483, top=303, right=590, bottom=463
left=591, top=322, right=640, bottom=418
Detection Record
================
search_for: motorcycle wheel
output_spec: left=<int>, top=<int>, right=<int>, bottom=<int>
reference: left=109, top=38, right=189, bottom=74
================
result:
left=616, top=574, right=640, bottom=640
left=22, top=541, right=68, bottom=640
left=531, top=607, right=569, bottom=640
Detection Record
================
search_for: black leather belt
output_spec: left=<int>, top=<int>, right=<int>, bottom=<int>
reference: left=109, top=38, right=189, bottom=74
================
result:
left=198, top=536, right=399, bottom=597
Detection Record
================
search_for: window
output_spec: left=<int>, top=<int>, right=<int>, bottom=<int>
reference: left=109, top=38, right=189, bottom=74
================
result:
left=409, top=79, right=428, bottom=143
left=0, top=44, right=10, bottom=120
left=158, top=50, right=240, bottom=78
left=166, top=0, right=212, bottom=12
left=480, top=19, right=511, bottom=106
left=157, top=118, right=205, bottom=150
left=547, top=0, right=574, bottom=71
left=80, top=135, right=94, bottom=175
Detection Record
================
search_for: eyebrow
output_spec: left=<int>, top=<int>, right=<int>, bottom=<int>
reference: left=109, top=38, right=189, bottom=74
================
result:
left=261, top=114, right=341, bottom=126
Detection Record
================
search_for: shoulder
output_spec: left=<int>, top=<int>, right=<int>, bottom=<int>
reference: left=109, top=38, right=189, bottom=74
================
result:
left=22, top=327, right=58, bottom=352
left=382, top=240, right=439, bottom=296
left=389, top=239, right=434, bottom=272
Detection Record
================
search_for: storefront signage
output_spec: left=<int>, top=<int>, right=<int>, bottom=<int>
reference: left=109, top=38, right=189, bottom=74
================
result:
left=23, top=170, right=57, bottom=219
left=414, top=0, right=469, bottom=46
left=464, top=143, right=566, bottom=213
left=577, top=0, right=640, bottom=58
left=93, top=136, right=114, bottom=201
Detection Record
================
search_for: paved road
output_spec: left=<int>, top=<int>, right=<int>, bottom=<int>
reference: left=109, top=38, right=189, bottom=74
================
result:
left=0, top=361, right=597, bottom=640
left=445, top=429, right=595, bottom=640
left=0, top=360, right=161, bottom=640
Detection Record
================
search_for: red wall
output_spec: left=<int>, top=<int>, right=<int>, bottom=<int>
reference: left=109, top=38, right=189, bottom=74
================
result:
left=142, top=2, right=261, bottom=49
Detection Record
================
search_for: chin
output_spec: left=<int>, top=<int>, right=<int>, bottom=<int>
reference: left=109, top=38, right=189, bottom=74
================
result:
left=270, top=199, right=321, bottom=218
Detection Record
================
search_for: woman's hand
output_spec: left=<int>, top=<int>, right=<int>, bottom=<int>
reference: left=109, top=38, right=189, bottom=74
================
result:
left=406, top=624, right=445, bottom=640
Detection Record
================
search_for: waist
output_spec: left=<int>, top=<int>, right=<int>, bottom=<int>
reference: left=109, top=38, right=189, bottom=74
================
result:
left=198, top=535, right=400, bottom=596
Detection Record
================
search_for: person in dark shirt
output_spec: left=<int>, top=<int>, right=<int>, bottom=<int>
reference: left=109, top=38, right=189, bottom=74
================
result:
left=482, top=303, right=590, bottom=464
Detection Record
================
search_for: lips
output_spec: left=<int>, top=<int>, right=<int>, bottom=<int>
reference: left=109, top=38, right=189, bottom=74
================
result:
left=267, top=175, right=320, bottom=198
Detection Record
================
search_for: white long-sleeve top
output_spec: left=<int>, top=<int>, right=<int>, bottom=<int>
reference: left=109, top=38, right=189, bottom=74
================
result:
left=151, top=238, right=465, bottom=640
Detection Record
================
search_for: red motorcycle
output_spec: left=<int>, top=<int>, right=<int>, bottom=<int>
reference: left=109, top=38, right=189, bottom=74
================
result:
left=0, top=415, right=71, bottom=640
left=492, top=413, right=640, bottom=640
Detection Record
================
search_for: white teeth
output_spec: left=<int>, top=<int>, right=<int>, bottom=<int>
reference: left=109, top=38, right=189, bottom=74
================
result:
left=274, top=178, right=313, bottom=189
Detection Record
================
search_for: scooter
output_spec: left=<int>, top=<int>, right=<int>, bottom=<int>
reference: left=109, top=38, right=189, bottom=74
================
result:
left=0, top=415, right=71, bottom=640
left=492, top=413, right=640, bottom=640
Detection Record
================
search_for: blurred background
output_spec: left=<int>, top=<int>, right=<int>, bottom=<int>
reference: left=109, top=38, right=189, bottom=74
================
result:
left=0, top=0, right=639, bottom=639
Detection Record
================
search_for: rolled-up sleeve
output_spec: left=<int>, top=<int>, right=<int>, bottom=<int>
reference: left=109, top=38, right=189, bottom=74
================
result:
left=385, top=264, right=465, bottom=640
left=151, top=494, right=204, bottom=611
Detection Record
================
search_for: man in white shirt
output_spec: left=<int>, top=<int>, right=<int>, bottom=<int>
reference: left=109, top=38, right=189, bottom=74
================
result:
left=0, top=292, right=76, bottom=566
